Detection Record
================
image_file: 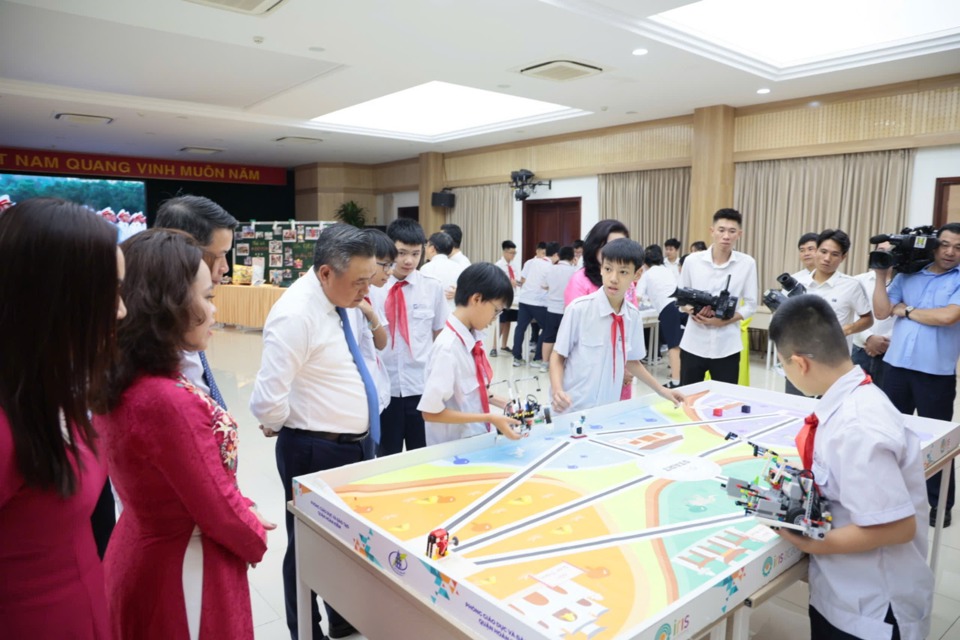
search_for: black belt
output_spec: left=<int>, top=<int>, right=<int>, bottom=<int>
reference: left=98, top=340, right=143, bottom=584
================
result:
left=286, top=427, right=368, bottom=444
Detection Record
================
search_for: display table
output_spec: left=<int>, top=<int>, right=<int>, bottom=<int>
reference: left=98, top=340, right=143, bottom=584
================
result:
left=290, top=381, right=960, bottom=640
left=214, top=284, right=286, bottom=329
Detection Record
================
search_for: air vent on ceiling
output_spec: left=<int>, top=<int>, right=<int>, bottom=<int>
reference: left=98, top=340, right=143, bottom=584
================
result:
left=180, top=147, right=224, bottom=155
left=520, top=60, right=603, bottom=82
left=184, top=0, right=289, bottom=16
left=275, top=136, right=323, bottom=144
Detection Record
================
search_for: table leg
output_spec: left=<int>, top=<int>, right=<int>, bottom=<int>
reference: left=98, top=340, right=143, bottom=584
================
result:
left=728, top=608, right=751, bottom=640
left=929, top=463, right=953, bottom=573
left=707, top=620, right=727, bottom=640
left=295, top=519, right=312, bottom=640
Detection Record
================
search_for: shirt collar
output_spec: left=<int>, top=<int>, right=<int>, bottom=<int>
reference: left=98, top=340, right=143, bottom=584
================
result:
left=815, top=365, right=869, bottom=425
left=808, top=270, right=843, bottom=289
left=705, top=245, right=738, bottom=268
left=447, top=314, right=481, bottom=345
left=390, top=270, right=420, bottom=287
left=592, top=288, right=624, bottom=317
left=431, top=254, right=450, bottom=264
left=311, top=270, right=336, bottom=314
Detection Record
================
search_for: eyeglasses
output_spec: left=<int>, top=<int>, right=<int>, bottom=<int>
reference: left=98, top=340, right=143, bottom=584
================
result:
left=489, top=301, right=506, bottom=316
left=376, top=261, right=393, bottom=272
left=773, top=352, right=815, bottom=378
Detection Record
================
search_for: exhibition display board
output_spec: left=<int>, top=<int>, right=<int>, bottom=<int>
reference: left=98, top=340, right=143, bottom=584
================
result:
left=232, top=221, right=333, bottom=288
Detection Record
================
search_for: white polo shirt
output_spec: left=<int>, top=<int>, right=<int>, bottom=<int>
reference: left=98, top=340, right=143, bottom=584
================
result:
left=517, top=257, right=551, bottom=307
left=450, top=251, right=471, bottom=267
left=636, top=264, right=678, bottom=314
left=543, top=261, right=578, bottom=314
left=417, top=315, right=490, bottom=446
left=665, top=257, right=681, bottom=280
left=678, top=246, right=758, bottom=359
left=249, top=272, right=369, bottom=434
left=374, top=269, right=449, bottom=397
left=553, top=289, right=646, bottom=413
left=346, top=301, right=391, bottom=413
left=420, top=253, right=466, bottom=311
left=796, top=270, right=871, bottom=352
left=808, top=366, right=932, bottom=640
left=852, top=271, right=894, bottom=349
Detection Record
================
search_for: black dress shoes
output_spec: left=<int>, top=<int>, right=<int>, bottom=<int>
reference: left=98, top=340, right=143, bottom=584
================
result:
left=930, top=508, right=953, bottom=528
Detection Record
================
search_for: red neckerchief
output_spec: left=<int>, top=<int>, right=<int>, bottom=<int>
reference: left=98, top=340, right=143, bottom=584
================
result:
left=446, top=320, right=493, bottom=428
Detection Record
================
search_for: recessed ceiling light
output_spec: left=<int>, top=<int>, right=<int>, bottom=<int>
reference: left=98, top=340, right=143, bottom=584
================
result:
left=55, top=112, right=113, bottom=125
left=757, top=88, right=771, bottom=94
left=180, top=147, right=224, bottom=155
left=632, top=48, right=649, bottom=56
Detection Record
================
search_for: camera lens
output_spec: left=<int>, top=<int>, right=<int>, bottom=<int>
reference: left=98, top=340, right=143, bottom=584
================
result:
left=868, top=250, right=893, bottom=270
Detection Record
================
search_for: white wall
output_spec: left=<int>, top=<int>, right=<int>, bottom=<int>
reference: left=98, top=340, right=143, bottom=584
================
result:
left=376, top=191, right=419, bottom=227
left=510, top=176, right=599, bottom=263
left=907, top=145, right=960, bottom=228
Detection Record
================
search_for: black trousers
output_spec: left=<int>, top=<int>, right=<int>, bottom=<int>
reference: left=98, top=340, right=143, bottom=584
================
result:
left=512, top=303, right=547, bottom=361
left=276, top=428, right=366, bottom=640
left=378, top=394, right=426, bottom=456
left=680, top=350, right=740, bottom=385
left=809, top=604, right=900, bottom=640
left=883, top=365, right=956, bottom=512
left=851, top=345, right=890, bottom=390
left=90, top=478, right=116, bottom=559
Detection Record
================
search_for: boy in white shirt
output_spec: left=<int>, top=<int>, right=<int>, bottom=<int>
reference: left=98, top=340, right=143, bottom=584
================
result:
left=540, top=245, right=578, bottom=373
left=376, top=218, right=448, bottom=456
left=550, top=239, right=685, bottom=414
left=663, top=237, right=682, bottom=279
left=419, top=263, right=523, bottom=444
left=441, top=223, right=471, bottom=267
left=492, top=240, right=519, bottom=356
left=512, top=242, right=555, bottom=366
left=421, top=231, right=465, bottom=311
left=769, top=294, right=932, bottom=640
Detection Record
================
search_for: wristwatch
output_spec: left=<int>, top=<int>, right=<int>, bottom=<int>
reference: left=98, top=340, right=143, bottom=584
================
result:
left=905, top=305, right=915, bottom=319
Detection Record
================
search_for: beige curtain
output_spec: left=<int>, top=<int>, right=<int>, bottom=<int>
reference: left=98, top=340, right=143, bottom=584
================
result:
left=736, top=149, right=914, bottom=291
left=448, top=184, right=513, bottom=264
left=598, top=167, right=691, bottom=249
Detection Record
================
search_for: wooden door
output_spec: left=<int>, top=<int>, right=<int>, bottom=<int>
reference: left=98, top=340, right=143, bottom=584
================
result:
left=522, top=197, right=581, bottom=260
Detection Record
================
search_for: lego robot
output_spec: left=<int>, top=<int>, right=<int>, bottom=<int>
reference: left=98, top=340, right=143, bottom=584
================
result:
left=489, top=377, right=552, bottom=435
left=425, top=528, right=459, bottom=559
left=721, top=433, right=832, bottom=539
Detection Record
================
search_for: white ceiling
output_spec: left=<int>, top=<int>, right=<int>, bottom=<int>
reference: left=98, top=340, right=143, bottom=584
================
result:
left=1, top=0, right=958, bottom=168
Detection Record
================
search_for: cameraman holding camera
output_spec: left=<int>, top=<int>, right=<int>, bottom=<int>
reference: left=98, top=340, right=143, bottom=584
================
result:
left=873, top=223, right=960, bottom=528
left=678, top=208, right=758, bottom=385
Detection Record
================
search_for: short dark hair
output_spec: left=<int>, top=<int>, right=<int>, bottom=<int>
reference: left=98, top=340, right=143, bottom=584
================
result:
left=155, top=195, right=238, bottom=246
left=314, top=223, right=375, bottom=272
left=502, top=240, right=516, bottom=250
left=0, top=198, right=119, bottom=496
left=363, top=228, right=397, bottom=262
left=690, top=241, right=707, bottom=252
left=583, top=219, right=630, bottom=287
left=440, top=223, right=463, bottom=248
left=454, top=262, right=514, bottom=307
left=545, top=241, right=560, bottom=257
left=664, top=238, right=681, bottom=249
left=938, top=223, right=960, bottom=238
left=601, top=238, right=644, bottom=271
left=768, top=294, right=850, bottom=366
left=644, top=244, right=665, bottom=266
left=572, top=239, right=584, bottom=250
left=387, top=218, right=426, bottom=247
left=712, top=208, right=742, bottom=226
left=427, top=231, right=454, bottom=255
left=110, top=229, right=205, bottom=408
left=817, top=229, right=850, bottom=255
left=558, top=245, right=575, bottom=261
left=536, top=241, right=547, bottom=250
left=798, top=232, right=819, bottom=247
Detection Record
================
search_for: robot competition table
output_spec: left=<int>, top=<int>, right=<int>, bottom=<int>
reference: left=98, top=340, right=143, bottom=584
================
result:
left=290, top=381, right=960, bottom=640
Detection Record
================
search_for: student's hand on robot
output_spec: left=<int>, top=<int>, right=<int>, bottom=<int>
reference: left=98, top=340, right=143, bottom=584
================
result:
left=259, top=424, right=279, bottom=438
left=774, top=526, right=820, bottom=554
left=490, top=414, right=523, bottom=439
left=552, top=389, right=572, bottom=413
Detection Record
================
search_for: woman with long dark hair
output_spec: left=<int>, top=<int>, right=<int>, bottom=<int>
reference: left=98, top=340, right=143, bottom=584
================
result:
left=97, top=229, right=271, bottom=640
left=0, top=198, right=125, bottom=639
left=563, top=219, right=630, bottom=305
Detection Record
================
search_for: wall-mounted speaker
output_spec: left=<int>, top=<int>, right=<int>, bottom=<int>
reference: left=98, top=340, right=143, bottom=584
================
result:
left=431, top=191, right=455, bottom=208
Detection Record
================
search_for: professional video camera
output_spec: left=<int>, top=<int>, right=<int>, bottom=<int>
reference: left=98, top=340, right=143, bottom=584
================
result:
left=672, top=275, right=739, bottom=321
left=868, top=225, right=938, bottom=274
left=762, top=272, right=807, bottom=312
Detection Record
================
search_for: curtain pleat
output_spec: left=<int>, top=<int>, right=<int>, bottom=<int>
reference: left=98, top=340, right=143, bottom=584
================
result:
left=448, top=185, right=513, bottom=264
left=598, top=168, right=691, bottom=248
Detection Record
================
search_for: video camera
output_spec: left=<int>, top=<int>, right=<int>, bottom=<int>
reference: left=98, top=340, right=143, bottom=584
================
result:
left=869, top=226, right=938, bottom=274
left=672, top=275, right=739, bottom=321
left=762, top=272, right=807, bottom=312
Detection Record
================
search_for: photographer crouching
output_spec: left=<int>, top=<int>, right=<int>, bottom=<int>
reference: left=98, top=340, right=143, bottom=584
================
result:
left=872, top=223, right=960, bottom=528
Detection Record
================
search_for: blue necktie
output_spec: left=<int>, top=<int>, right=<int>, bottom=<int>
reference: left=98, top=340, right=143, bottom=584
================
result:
left=198, top=350, right=227, bottom=409
left=336, top=306, right=381, bottom=444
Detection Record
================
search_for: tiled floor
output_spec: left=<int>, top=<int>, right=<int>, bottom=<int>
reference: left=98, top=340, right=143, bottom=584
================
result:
left=206, top=326, right=960, bottom=640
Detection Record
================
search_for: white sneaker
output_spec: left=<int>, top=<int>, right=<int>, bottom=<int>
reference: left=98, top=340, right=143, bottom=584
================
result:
left=539, top=363, right=549, bottom=373
left=513, top=359, right=524, bottom=368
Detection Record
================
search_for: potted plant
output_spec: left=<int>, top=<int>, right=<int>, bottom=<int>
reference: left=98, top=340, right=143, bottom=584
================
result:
left=334, top=200, right=367, bottom=228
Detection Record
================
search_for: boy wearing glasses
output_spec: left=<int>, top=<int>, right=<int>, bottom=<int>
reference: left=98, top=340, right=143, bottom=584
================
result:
left=419, top=263, right=523, bottom=445
left=376, top=219, right=449, bottom=455
left=769, top=294, right=932, bottom=640
left=550, top=239, right=685, bottom=414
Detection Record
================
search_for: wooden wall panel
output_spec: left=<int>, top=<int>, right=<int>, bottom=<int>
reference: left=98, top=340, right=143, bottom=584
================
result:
left=373, top=159, right=419, bottom=193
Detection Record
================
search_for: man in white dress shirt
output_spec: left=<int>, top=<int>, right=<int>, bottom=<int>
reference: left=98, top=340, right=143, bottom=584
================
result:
left=250, top=224, right=378, bottom=640
left=492, top=240, right=519, bottom=355
left=441, top=222, right=471, bottom=267
left=678, top=209, right=758, bottom=385
left=421, top=231, right=466, bottom=311
left=663, top=237, right=682, bottom=279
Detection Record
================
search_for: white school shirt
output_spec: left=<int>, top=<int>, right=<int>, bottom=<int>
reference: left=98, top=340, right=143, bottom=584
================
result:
left=678, top=246, right=758, bottom=359
left=543, top=261, right=578, bottom=314
left=495, top=256, right=519, bottom=284
left=808, top=366, right=932, bottom=640
left=852, top=271, right=894, bottom=349
left=517, top=257, right=551, bottom=306
left=374, top=269, right=448, bottom=397
left=664, top=257, right=681, bottom=280
left=553, top=289, right=646, bottom=413
left=249, top=272, right=369, bottom=434
left=179, top=351, right=209, bottom=395
left=417, top=315, right=490, bottom=446
left=796, top=270, right=871, bottom=352
left=636, top=264, right=677, bottom=313
left=346, top=302, right=391, bottom=413
left=450, top=251, right=471, bottom=267
left=420, top=253, right=466, bottom=311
